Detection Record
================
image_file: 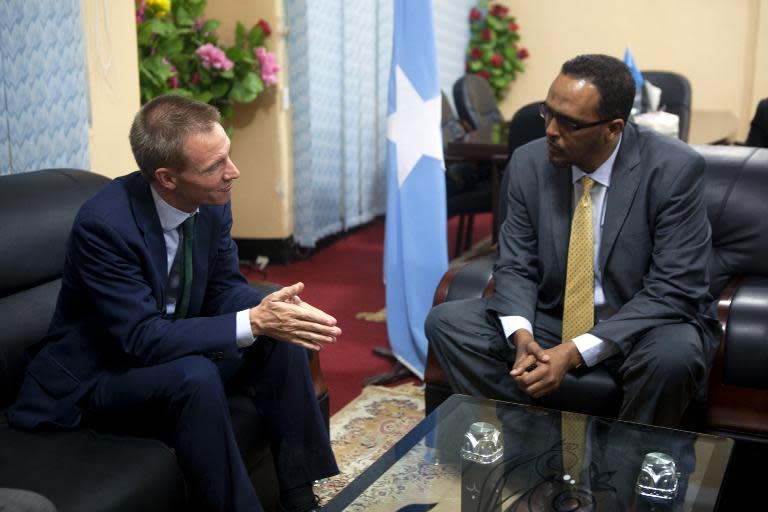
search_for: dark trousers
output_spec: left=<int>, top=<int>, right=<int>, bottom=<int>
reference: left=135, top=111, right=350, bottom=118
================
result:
left=425, top=297, right=707, bottom=427
left=85, top=340, right=338, bottom=512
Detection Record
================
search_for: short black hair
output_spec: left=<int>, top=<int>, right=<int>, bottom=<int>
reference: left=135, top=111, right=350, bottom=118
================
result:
left=129, top=94, right=221, bottom=182
left=561, top=54, right=635, bottom=123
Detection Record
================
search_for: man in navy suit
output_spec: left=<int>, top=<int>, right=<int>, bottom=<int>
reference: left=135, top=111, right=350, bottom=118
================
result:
left=7, top=95, right=340, bottom=512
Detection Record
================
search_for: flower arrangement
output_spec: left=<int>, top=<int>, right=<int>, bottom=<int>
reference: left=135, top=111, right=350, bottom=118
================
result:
left=465, top=3, right=528, bottom=101
left=135, top=0, right=279, bottom=121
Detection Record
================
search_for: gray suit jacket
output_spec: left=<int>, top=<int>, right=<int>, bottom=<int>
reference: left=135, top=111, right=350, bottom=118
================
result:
left=487, top=124, right=719, bottom=358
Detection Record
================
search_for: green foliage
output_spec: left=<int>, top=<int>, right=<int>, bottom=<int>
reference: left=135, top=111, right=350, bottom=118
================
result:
left=135, top=0, right=275, bottom=122
left=466, top=3, right=529, bottom=101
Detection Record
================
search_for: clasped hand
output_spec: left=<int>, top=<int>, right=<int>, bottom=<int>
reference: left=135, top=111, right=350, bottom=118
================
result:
left=509, top=330, right=582, bottom=399
left=249, top=282, right=341, bottom=351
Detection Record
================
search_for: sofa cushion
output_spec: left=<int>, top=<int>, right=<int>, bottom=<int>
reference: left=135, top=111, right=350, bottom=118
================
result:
left=0, top=416, right=187, bottom=512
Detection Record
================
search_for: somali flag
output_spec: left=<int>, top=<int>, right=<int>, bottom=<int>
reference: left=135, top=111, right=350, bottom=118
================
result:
left=623, top=46, right=644, bottom=91
left=383, top=0, right=447, bottom=379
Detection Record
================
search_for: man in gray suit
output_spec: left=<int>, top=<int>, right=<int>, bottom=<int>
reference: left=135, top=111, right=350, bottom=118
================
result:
left=426, top=54, right=719, bottom=427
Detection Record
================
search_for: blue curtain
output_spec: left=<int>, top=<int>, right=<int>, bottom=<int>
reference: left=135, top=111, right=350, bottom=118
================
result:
left=285, top=0, right=473, bottom=247
left=0, top=0, right=90, bottom=175
left=285, top=0, right=391, bottom=248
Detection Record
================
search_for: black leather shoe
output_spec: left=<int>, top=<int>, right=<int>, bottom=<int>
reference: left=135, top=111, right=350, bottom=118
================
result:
left=277, top=492, right=321, bottom=512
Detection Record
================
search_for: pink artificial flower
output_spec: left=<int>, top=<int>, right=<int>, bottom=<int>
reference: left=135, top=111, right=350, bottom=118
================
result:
left=191, top=73, right=201, bottom=85
left=255, top=47, right=280, bottom=86
left=136, top=0, right=146, bottom=23
left=193, top=16, right=205, bottom=32
left=196, top=43, right=234, bottom=71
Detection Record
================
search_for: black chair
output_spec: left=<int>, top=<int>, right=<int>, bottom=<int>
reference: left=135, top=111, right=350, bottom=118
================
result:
left=442, top=92, right=492, bottom=258
left=641, top=70, right=692, bottom=142
left=452, top=75, right=505, bottom=130
left=746, top=98, right=768, bottom=148
left=507, top=101, right=545, bottom=157
left=493, top=102, right=548, bottom=228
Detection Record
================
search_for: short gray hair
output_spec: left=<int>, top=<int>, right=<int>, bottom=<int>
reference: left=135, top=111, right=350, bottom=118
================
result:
left=129, top=94, right=221, bottom=181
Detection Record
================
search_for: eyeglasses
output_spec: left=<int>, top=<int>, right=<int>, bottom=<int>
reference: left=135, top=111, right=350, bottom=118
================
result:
left=539, top=102, right=613, bottom=132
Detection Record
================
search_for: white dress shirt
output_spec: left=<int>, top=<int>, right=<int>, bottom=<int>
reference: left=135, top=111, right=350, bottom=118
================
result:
left=150, top=186, right=255, bottom=348
left=499, top=137, right=623, bottom=366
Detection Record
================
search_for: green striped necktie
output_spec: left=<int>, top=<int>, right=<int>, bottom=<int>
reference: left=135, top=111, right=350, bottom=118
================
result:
left=174, top=215, right=195, bottom=320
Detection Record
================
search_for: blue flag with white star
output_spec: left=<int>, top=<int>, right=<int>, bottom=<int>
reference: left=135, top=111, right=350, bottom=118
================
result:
left=384, top=0, right=447, bottom=379
left=623, top=46, right=644, bottom=91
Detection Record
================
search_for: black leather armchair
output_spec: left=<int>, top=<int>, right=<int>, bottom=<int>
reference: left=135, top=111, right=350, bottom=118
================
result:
left=0, top=169, right=330, bottom=512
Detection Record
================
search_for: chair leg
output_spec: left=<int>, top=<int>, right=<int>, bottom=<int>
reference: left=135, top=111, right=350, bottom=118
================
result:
left=455, top=215, right=466, bottom=259
left=464, top=213, right=475, bottom=252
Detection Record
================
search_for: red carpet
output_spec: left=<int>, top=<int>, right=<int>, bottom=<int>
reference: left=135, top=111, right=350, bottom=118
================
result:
left=241, top=213, right=492, bottom=415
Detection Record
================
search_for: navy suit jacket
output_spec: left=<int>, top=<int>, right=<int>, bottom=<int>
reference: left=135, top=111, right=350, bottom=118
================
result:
left=8, top=172, right=265, bottom=429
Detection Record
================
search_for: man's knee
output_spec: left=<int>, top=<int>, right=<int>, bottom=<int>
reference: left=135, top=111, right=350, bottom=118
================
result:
left=634, top=323, right=706, bottom=382
left=425, top=300, right=474, bottom=340
left=425, top=302, right=452, bottom=341
left=171, top=355, right=224, bottom=397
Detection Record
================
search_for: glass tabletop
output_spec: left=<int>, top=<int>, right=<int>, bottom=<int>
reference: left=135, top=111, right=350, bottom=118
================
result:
left=324, top=394, right=733, bottom=512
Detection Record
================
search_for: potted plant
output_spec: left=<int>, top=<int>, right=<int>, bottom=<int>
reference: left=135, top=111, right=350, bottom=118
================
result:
left=135, top=0, right=279, bottom=122
left=465, top=3, right=528, bottom=101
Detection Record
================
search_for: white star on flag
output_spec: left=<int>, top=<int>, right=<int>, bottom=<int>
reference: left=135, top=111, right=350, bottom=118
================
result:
left=386, top=66, right=444, bottom=187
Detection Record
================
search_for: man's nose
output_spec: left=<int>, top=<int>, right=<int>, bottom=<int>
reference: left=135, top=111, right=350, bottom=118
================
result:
left=545, top=117, right=560, bottom=138
left=225, top=160, right=240, bottom=180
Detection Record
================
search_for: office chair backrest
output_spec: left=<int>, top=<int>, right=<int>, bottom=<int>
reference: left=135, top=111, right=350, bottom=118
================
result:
left=452, top=75, right=505, bottom=130
left=508, top=101, right=545, bottom=156
left=441, top=92, right=467, bottom=143
left=746, top=98, right=768, bottom=148
left=642, top=70, right=692, bottom=142
left=498, top=101, right=547, bottom=225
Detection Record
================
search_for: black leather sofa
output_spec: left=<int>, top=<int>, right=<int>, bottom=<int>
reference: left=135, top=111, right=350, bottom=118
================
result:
left=425, top=145, right=768, bottom=506
left=0, top=169, right=329, bottom=512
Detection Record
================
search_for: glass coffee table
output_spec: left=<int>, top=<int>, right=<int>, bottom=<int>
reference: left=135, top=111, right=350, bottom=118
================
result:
left=324, top=395, right=732, bottom=511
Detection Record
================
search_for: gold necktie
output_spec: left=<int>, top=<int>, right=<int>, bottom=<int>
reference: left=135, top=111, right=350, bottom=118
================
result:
left=560, top=176, right=594, bottom=484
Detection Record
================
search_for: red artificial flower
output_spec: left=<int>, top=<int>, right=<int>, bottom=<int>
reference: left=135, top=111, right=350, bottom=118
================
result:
left=470, top=47, right=482, bottom=59
left=257, top=19, right=272, bottom=37
left=482, top=28, right=493, bottom=41
left=508, top=22, right=519, bottom=32
left=477, top=70, right=491, bottom=80
left=517, top=47, right=529, bottom=60
left=469, top=8, right=482, bottom=21
left=490, top=53, right=503, bottom=67
left=489, top=4, right=509, bottom=18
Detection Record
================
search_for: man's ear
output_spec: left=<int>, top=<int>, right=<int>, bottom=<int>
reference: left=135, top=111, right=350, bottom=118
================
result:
left=606, top=119, right=625, bottom=142
left=154, top=167, right=177, bottom=191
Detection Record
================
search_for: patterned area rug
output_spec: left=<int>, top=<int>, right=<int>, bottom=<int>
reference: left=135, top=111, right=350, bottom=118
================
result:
left=315, top=383, right=427, bottom=504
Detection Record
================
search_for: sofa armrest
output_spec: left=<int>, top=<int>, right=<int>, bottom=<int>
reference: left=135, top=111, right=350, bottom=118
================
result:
left=707, top=276, right=768, bottom=435
left=720, top=276, right=768, bottom=389
left=433, top=253, right=496, bottom=306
